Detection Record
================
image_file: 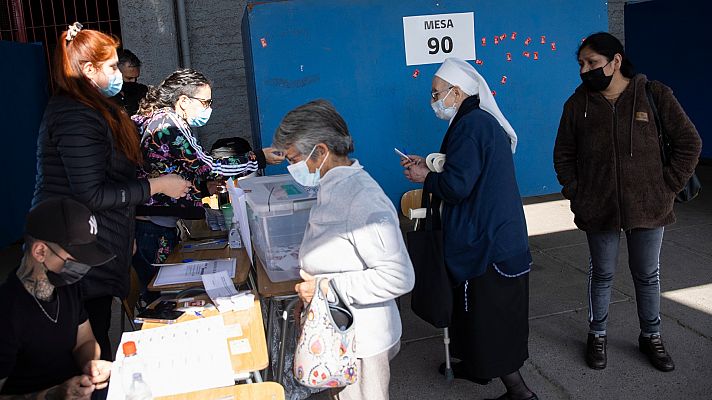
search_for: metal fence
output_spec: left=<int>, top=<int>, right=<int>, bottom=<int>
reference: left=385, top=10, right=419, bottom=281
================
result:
left=1, top=0, right=122, bottom=89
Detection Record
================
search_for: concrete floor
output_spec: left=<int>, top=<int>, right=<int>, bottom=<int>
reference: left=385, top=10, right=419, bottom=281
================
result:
left=388, top=164, right=712, bottom=400
left=3, top=165, right=710, bottom=400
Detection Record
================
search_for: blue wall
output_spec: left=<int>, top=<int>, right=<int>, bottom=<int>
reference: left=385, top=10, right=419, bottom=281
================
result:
left=0, top=41, right=48, bottom=247
left=243, top=0, right=607, bottom=203
left=625, top=0, right=710, bottom=159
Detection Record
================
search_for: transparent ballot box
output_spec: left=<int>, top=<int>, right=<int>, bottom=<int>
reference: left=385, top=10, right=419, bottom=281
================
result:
left=239, top=175, right=317, bottom=282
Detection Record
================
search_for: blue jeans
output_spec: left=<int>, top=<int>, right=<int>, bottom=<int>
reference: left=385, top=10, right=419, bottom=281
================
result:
left=586, top=227, right=664, bottom=336
left=132, top=220, right=177, bottom=304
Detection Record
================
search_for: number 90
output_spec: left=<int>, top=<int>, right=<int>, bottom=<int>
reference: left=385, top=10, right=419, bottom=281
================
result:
left=428, top=36, right=453, bottom=54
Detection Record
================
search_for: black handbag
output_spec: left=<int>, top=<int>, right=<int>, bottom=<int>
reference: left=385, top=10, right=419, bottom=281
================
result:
left=406, top=190, right=452, bottom=328
left=645, top=81, right=702, bottom=203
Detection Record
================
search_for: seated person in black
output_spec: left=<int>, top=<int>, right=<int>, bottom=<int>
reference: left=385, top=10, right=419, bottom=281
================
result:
left=0, top=198, right=114, bottom=399
left=111, top=49, right=148, bottom=115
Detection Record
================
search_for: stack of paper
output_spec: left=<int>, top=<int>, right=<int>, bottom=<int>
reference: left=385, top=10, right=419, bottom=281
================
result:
left=202, top=271, right=254, bottom=313
left=153, top=259, right=236, bottom=286
left=106, top=316, right=234, bottom=399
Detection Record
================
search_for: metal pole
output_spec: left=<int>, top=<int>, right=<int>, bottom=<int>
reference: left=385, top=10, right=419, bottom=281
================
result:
left=174, top=0, right=191, bottom=68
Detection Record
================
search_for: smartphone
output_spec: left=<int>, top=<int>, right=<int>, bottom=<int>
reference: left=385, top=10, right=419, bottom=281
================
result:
left=394, top=147, right=413, bottom=162
left=135, top=308, right=184, bottom=324
left=156, top=300, right=177, bottom=311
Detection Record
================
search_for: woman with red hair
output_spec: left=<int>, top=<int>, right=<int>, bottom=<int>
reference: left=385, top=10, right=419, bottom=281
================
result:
left=32, top=22, right=190, bottom=360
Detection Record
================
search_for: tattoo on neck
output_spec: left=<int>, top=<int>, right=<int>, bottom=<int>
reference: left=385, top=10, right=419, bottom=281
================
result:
left=17, top=255, right=55, bottom=301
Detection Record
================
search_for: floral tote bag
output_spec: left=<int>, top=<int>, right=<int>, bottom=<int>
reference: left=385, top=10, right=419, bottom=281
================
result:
left=294, top=279, right=357, bottom=388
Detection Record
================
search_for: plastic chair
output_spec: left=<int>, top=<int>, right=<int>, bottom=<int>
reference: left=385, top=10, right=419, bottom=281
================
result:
left=120, top=266, right=141, bottom=331
left=400, top=189, right=454, bottom=381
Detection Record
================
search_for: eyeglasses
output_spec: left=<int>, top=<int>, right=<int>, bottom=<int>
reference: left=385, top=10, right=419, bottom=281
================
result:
left=431, top=86, right=453, bottom=100
left=189, top=96, right=213, bottom=108
left=285, top=152, right=300, bottom=165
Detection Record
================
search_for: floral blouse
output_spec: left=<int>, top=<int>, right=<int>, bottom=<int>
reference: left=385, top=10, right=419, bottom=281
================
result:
left=133, top=108, right=260, bottom=209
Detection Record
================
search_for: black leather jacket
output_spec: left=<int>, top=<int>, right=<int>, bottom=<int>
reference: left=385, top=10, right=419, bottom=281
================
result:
left=32, top=95, right=150, bottom=299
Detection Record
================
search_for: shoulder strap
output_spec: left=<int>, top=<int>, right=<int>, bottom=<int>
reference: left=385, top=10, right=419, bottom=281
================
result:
left=419, top=188, right=442, bottom=232
left=645, top=81, right=668, bottom=164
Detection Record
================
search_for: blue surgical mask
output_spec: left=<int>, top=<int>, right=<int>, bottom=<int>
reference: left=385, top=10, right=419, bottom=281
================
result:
left=287, top=146, right=329, bottom=188
left=188, top=106, right=212, bottom=127
left=431, top=89, right=457, bottom=120
left=101, top=71, right=123, bottom=97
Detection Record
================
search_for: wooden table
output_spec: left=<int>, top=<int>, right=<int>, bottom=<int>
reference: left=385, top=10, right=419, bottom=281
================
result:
left=147, top=242, right=252, bottom=292
left=156, top=381, right=284, bottom=400
left=142, top=294, right=269, bottom=376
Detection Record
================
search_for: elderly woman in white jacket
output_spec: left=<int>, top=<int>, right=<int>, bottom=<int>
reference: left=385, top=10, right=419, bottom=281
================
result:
left=273, top=99, right=415, bottom=400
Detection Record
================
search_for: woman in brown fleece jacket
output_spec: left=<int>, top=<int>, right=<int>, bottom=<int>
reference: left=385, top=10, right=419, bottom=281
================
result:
left=554, top=32, right=701, bottom=373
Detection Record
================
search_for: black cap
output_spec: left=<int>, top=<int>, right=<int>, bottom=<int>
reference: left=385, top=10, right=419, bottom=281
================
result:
left=25, top=198, right=115, bottom=267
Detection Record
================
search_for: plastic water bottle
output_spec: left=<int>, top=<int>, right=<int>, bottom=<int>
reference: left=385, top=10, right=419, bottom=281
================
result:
left=121, top=341, right=153, bottom=400
left=228, top=220, right=242, bottom=249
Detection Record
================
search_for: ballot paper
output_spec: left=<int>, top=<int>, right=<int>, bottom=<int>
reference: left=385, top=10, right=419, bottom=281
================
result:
left=202, top=271, right=254, bottom=312
left=153, top=259, right=236, bottom=286
left=226, top=179, right=253, bottom=264
left=106, top=316, right=234, bottom=399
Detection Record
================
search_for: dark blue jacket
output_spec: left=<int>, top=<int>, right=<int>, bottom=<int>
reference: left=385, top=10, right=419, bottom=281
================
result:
left=424, top=96, right=531, bottom=283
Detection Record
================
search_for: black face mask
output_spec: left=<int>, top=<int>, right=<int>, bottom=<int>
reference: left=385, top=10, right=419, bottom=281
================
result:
left=580, top=61, right=613, bottom=92
left=121, top=81, right=142, bottom=94
left=45, top=247, right=91, bottom=287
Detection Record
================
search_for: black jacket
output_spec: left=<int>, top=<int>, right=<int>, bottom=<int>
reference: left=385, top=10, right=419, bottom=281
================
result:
left=32, top=95, right=151, bottom=299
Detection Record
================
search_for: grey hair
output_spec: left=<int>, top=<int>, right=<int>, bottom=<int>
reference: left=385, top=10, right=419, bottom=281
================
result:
left=138, top=68, right=210, bottom=116
left=272, top=99, right=354, bottom=159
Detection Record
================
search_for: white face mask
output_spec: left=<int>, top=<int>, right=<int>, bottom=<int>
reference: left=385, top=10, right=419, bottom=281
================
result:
left=431, top=89, right=457, bottom=120
left=287, top=145, right=330, bottom=188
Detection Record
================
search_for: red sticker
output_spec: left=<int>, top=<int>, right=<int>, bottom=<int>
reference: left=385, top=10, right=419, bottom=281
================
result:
left=524, top=37, right=532, bottom=46
left=533, top=52, right=539, bottom=60
left=551, top=42, right=557, bottom=51
left=481, top=37, right=487, bottom=46
left=412, top=69, right=420, bottom=78
left=511, top=32, right=517, bottom=40
left=540, top=35, right=546, bottom=44
left=475, top=59, right=484, bottom=65
left=523, top=51, right=531, bottom=58
left=494, top=36, right=500, bottom=45
left=506, top=52, right=512, bottom=62
left=260, top=38, right=267, bottom=48
left=491, top=90, right=497, bottom=96
left=501, top=75, right=507, bottom=84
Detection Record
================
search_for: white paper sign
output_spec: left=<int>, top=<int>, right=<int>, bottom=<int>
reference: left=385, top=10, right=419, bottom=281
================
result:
left=402, top=12, right=475, bottom=66
left=106, top=316, right=234, bottom=399
left=227, top=179, right=253, bottom=265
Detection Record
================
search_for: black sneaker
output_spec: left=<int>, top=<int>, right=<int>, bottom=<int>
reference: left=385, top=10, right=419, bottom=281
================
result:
left=639, top=334, right=675, bottom=372
left=586, top=333, right=607, bottom=369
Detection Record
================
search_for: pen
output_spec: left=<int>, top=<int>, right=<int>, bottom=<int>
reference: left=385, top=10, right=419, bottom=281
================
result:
left=134, top=318, right=179, bottom=324
left=183, top=239, right=227, bottom=249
